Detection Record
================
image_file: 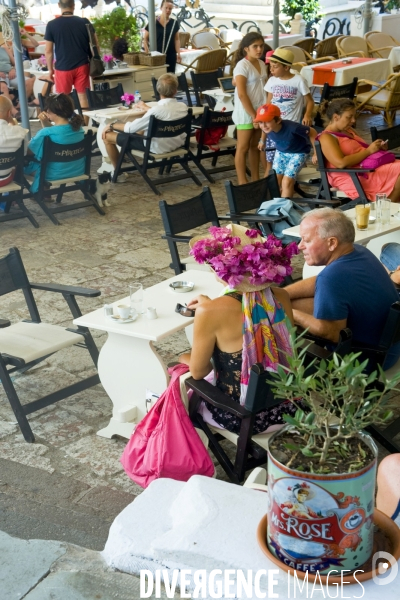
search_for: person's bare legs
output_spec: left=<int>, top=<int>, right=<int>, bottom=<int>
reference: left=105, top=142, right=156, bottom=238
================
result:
left=78, top=92, right=89, bottom=125
left=376, top=454, right=400, bottom=521
left=388, top=176, right=400, bottom=203
left=248, top=128, right=261, bottom=181
left=235, top=129, right=253, bottom=185
left=281, top=175, right=295, bottom=198
left=24, top=77, right=34, bottom=100
left=103, top=131, right=121, bottom=169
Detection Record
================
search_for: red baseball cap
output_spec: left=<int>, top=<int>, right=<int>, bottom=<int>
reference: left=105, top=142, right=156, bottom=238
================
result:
left=254, top=104, right=281, bottom=123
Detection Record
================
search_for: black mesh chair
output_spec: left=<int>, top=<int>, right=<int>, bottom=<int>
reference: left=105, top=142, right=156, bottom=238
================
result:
left=28, top=131, right=105, bottom=225
left=0, top=247, right=101, bottom=443
left=0, top=146, right=39, bottom=228
left=111, top=110, right=202, bottom=195
left=38, top=89, right=83, bottom=116
left=190, top=106, right=236, bottom=183
left=314, top=140, right=370, bottom=205
left=151, top=73, right=193, bottom=106
left=191, top=68, right=224, bottom=107
left=371, top=123, right=400, bottom=155
left=85, top=83, right=124, bottom=110
left=159, top=187, right=221, bottom=274
left=314, top=77, right=358, bottom=129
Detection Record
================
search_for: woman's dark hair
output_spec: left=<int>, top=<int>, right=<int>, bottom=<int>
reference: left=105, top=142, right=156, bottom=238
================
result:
left=45, top=94, right=83, bottom=131
left=320, top=98, right=356, bottom=125
left=112, top=37, right=128, bottom=61
left=233, top=32, right=264, bottom=68
left=160, top=0, right=173, bottom=6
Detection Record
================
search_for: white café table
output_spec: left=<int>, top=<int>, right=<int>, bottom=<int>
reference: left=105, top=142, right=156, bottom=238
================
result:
left=73, top=270, right=223, bottom=439
left=282, top=207, right=400, bottom=244
left=264, top=33, right=304, bottom=48
left=282, top=207, right=400, bottom=278
left=388, top=46, right=400, bottom=71
left=300, top=57, right=392, bottom=88
left=83, top=103, right=204, bottom=173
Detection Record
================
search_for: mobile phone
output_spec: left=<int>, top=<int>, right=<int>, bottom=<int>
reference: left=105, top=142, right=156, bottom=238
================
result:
left=175, top=303, right=195, bottom=318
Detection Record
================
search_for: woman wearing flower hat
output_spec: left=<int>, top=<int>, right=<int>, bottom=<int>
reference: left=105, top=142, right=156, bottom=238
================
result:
left=179, top=225, right=303, bottom=435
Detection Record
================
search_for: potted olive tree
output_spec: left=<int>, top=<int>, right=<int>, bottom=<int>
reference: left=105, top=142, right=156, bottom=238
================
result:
left=91, top=7, right=141, bottom=55
left=264, top=330, right=400, bottom=577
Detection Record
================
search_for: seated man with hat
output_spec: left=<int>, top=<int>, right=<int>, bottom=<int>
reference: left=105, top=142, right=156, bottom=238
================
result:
left=254, top=103, right=317, bottom=198
left=285, top=207, right=400, bottom=369
left=101, top=73, right=188, bottom=182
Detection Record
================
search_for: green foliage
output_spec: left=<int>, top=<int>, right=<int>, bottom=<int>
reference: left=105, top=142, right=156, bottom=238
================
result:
left=281, top=0, right=321, bottom=23
left=269, top=328, right=400, bottom=468
left=386, top=0, right=400, bottom=11
left=91, top=7, right=141, bottom=54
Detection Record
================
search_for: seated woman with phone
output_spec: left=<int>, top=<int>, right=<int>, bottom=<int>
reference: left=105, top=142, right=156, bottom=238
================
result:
left=178, top=224, right=304, bottom=435
left=318, top=98, right=400, bottom=202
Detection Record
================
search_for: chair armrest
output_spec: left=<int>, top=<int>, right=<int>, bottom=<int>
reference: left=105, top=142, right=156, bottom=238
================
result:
left=356, top=78, right=380, bottom=87
left=312, top=56, right=335, bottom=63
left=161, top=234, right=192, bottom=243
left=30, top=283, right=101, bottom=297
left=227, top=213, right=286, bottom=223
left=318, top=167, right=374, bottom=174
left=186, top=377, right=252, bottom=417
left=0, top=319, right=11, bottom=328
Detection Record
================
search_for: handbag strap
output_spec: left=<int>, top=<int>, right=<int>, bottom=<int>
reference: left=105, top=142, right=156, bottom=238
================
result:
left=316, top=129, right=369, bottom=149
left=86, top=23, right=100, bottom=59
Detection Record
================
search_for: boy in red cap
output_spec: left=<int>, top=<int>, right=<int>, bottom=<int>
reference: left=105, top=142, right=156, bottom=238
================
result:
left=254, top=103, right=317, bottom=198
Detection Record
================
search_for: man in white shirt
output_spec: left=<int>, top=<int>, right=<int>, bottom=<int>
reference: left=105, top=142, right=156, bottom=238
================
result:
left=0, top=96, right=28, bottom=187
left=102, top=73, right=188, bottom=182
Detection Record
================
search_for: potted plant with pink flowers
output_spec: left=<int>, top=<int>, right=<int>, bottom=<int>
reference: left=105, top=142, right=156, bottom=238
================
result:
left=102, top=54, right=114, bottom=70
left=121, top=93, right=135, bottom=108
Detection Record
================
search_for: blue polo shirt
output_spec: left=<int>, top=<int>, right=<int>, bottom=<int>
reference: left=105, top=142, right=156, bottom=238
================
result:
left=314, top=244, right=400, bottom=368
left=267, top=120, right=311, bottom=154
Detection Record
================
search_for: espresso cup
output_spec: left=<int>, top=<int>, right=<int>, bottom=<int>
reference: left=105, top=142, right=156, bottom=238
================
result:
left=355, top=204, right=370, bottom=230
left=117, top=304, right=131, bottom=319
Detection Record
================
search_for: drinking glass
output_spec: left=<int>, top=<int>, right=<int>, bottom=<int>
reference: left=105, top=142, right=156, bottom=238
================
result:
left=355, top=204, right=370, bottom=230
left=129, top=283, right=143, bottom=314
left=375, top=193, right=387, bottom=223
left=381, top=198, right=391, bottom=226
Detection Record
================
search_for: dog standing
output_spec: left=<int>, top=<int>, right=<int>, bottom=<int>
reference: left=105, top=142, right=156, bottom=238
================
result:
left=89, top=172, right=111, bottom=207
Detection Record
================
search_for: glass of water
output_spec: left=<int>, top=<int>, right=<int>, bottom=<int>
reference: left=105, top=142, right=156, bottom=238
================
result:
left=381, top=198, right=391, bottom=226
left=375, top=193, right=387, bottom=223
left=129, top=283, right=143, bottom=314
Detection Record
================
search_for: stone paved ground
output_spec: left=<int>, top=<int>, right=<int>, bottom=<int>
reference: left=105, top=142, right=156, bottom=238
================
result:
left=0, top=111, right=397, bottom=552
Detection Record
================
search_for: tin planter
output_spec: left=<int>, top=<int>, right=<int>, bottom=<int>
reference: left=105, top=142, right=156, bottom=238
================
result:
left=266, top=428, right=378, bottom=575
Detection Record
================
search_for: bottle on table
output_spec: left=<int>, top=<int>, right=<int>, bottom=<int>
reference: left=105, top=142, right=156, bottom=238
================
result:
left=134, top=91, right=142, bottom=104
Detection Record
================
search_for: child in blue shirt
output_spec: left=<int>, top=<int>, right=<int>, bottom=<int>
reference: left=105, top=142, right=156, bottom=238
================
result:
left=254, top=103, right=317, bottom=198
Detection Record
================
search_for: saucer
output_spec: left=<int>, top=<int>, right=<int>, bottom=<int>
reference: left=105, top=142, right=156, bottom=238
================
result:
left=110, top=314, right=137, bottom=324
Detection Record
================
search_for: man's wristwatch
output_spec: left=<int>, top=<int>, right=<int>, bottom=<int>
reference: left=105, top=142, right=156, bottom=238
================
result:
left=109, top=121, right=118, bottom=132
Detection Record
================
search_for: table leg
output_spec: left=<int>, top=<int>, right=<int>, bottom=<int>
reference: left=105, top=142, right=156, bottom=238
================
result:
left=96, top=332, right=169, bottom=439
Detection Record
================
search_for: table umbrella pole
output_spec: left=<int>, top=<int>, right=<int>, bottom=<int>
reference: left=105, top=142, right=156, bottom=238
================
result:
left=273, top=0, right=280, bottom=50
left=8, top=0, right=30, bottom=136
left=363, top=0, right=373, bottom=36
left=148, top=0, right=157, bottom=52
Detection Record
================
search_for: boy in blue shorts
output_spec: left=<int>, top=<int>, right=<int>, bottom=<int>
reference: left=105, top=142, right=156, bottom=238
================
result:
left=254, top=103, right=317, bottom=198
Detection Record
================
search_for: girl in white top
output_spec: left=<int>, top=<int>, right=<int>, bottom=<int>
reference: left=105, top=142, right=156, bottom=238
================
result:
left=232, top=32, right=268, bottom=184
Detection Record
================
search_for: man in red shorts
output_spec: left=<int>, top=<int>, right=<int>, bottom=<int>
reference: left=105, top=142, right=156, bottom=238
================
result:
left=44, top=0, right=98, bottom=114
